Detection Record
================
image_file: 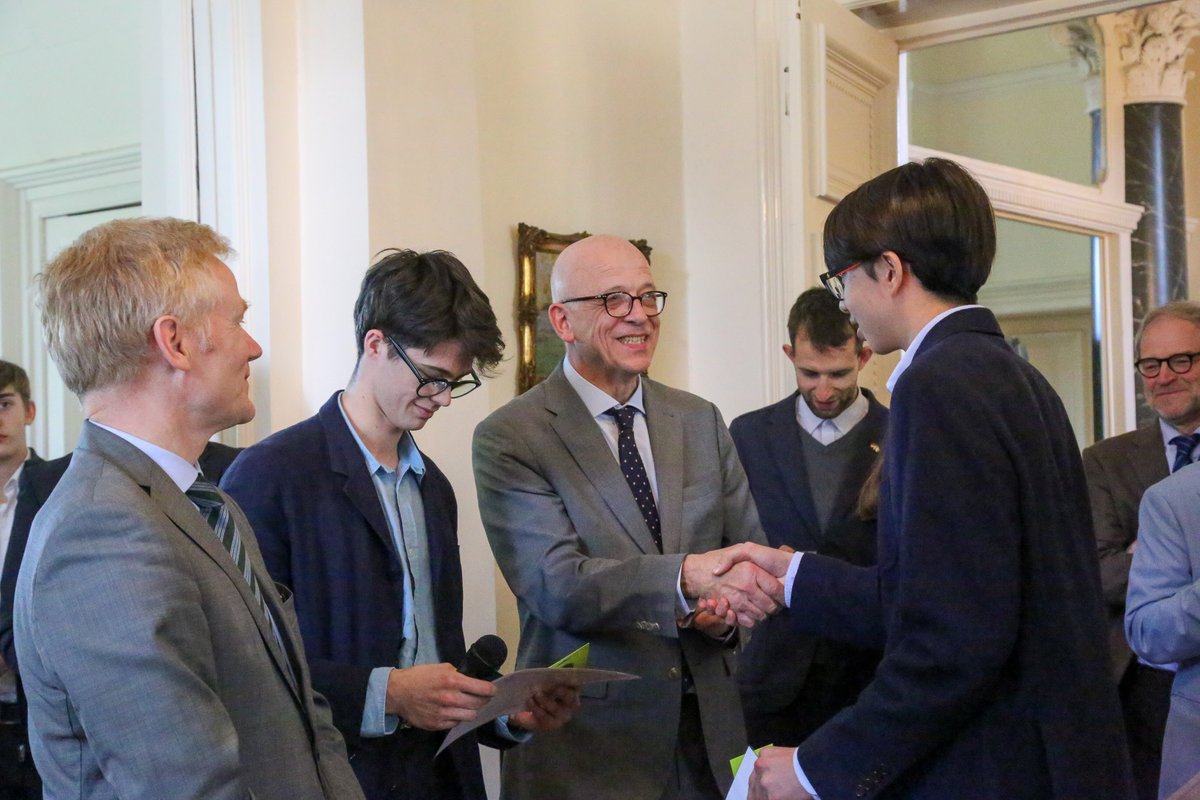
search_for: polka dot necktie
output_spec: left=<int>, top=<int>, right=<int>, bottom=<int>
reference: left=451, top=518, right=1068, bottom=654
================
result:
left=1171, top=433, right=1200, bottom=473
left=606, top=406, right=662, bottom=552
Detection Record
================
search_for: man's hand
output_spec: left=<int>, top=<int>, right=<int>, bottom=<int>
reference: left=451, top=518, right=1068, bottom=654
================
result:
left=508, top=683, right=581, bottom=733
left=749, top=746, right=813, bottom=800
left=385, top=663, right=495, bottom=731
left=682, top=544, right=789, bottom=628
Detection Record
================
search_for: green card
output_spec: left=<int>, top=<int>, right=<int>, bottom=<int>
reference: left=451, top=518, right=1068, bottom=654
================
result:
left=730, top=745, right=771, bottom=777
left=548, top=643, right=589, bottom=669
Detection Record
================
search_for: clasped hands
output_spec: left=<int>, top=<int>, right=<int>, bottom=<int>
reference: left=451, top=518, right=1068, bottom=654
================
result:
left=681, top=542, right=795, bottom=630
left=385, top=663, right=580, bottom=734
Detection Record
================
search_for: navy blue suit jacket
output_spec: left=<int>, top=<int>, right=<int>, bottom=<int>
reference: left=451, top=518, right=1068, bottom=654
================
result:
left=729, top=390, right=886, bottom=724
left=221, top=393, right=488, bottom=800
left=789, top=308, right=1133, bottom=799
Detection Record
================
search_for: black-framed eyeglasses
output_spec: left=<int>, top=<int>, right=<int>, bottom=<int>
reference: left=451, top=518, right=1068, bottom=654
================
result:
left=1135, top=351, right=1200, bottom=378
left=558, top=290, right=668, bottom=318
left=818, top=262, right=862, bottom=301
left=386, top=335, right=481, bottom=398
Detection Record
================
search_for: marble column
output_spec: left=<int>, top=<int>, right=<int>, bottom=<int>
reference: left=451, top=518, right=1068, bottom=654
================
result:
left=1109, top=1, right=1200, bottom=425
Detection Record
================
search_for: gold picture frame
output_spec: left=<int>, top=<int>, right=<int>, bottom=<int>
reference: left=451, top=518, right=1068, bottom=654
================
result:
left=515, top=223, right=652, bottom=394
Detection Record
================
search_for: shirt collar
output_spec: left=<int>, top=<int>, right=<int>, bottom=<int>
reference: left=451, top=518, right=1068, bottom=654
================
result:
left=562, top=357, right=647, bottom=418
left=886, top=305, right=982, bottom=392
left=89, top=420, right=199, bottom=493
left=337, top=391, right=426, bottom=481
left=3, top=460, right=25, bottom=500
left=796, top=389, right=869, bottom=437
left=1159, top=418, right=1200, bottom=447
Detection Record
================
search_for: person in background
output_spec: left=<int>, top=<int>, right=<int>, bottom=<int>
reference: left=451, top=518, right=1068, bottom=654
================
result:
left=1084, top=300, right=1200, bottom=800
left=729, top=288, right=886, bottom=748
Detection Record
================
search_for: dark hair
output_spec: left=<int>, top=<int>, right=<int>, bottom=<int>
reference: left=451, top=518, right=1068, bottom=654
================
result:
left=0, top=360, right=31, bottom=408
left=823, top=157, right=995, bottom=304
left=787, top=287, right=859, bottom=351
left=353, top=249, right=504, bottom=372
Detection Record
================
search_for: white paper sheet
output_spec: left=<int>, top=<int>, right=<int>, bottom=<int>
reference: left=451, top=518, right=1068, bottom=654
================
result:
left=436, top=667, right=638, bottom=754
left=726, top=746, right=758, bottom=800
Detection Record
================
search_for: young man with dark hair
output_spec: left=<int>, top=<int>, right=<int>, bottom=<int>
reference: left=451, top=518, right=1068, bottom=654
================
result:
left=222, top=249, right=577, bottom=800
left=719, top=158, right=1133, bottom=800
left=729, top=288, right=886, bottom=749
left=0, top=361, right=38, bottom=799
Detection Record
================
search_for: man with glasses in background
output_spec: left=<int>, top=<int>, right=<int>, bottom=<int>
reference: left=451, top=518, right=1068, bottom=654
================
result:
left=222, top=250, right=578, bottom=800
left=473, top=234, right=780, bottom=800
left=1083, top=300, right=1200, bottom=800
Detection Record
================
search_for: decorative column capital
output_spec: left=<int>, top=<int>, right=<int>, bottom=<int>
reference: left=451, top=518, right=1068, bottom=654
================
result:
left=1107, top=0, right=1200, bottom=105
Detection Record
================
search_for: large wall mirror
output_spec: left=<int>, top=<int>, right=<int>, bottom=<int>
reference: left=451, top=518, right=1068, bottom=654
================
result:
left=905, top=7, right=1145, bottom=442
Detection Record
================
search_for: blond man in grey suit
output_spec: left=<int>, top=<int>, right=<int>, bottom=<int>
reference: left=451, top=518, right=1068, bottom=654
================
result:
left=14, top=218, right=363, bottom=800
left=473, top=235, right=781, bottom=800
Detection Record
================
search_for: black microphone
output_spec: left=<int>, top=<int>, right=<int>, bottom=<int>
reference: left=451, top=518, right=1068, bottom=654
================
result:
left=458, top=634, right=507, bottom=681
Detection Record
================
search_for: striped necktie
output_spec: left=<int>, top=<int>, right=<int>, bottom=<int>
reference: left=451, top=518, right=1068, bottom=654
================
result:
left=186, top=477, right=293, bottom=679
left=1170, top=433, right=1200, bottom=473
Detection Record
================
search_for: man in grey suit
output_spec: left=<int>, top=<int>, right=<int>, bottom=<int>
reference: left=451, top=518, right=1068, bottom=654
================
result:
left=473, top=234, right=781, bottom=800
left=1126, top=465, right=1200, bottom=799
left=14, top=218, right=363, bottom=800
left=1084, top=300, right=1200, bottom=800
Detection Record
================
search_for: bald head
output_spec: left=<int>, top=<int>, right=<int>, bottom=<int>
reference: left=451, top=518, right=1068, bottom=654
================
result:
left=551, top=235, right=651, bottom=302
left=546, top=234, right=660, bottom=402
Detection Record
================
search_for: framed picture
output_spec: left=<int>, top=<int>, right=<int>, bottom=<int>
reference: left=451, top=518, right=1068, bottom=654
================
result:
left=515, top=223, right=652, bottom=394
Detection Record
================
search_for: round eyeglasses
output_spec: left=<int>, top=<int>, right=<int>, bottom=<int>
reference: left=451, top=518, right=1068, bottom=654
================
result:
left=558, top=290, right=668, bottom=318
left=1135, top=351, right=1200, bottom=379
left=386, top=335, right=482, bottom=398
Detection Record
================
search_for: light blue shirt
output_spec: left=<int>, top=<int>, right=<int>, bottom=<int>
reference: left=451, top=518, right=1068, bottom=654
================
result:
left=337, top=397, right=436, bottom=737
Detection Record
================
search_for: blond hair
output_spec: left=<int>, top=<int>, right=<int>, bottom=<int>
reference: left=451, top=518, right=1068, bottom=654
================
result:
left=38, top=217, right=232, bottom=395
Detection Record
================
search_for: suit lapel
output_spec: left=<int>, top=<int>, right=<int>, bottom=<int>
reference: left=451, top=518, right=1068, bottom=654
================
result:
left=318, top=395, right=397, bottom=560
left=543, top=370, right=661, bottom=555
left=825, top=394, right=888, bottom=530
left=79, top=423, right=302, bottom=699
left=645, top=381, right=684, bottom=554
left=1131, top=424, right=1170, bottom=488
left=766, top=395, right=820, bottom=538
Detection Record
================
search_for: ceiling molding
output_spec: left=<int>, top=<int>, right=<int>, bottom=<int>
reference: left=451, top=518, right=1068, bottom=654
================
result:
left=857, top=0, right=1160, bottom=50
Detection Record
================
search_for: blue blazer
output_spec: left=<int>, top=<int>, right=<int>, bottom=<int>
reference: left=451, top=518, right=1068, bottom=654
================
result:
left=729, top=390, right=886, bottom=729
left=221, top=393, right=487, bottom=800
left=789, top=308, right=1133, bottom=799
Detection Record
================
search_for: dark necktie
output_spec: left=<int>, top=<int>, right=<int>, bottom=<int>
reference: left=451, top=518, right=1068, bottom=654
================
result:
left=605, top=406, right=662, bottom=552
left=187, top=477, right=292, bottom=678
left=1171, top=433, right=1200, bottom=473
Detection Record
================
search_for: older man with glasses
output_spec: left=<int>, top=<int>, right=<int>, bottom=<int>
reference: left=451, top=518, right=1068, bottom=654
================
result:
left=222, top=249, right=578, bottom=800
left=472, top=234, right=781, bottom=800
left=1085, top=300, right=1200, bottom=800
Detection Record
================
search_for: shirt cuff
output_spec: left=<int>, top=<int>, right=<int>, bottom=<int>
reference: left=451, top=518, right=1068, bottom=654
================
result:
left=493, top=714, right=534, bottom=744
left=676, top=565, right=694, bottom=615
left=794, top=752, right=821, bottom=799
left=361, top=666, right=401, bottom=738
left=783, top=552, right=804, bottom=609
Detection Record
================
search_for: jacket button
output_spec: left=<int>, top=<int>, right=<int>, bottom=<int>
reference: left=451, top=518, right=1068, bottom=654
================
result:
left=667, top=667, right=682, bottom=680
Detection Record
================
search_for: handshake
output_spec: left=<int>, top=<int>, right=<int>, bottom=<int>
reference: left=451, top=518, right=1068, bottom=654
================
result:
left=680, top=543, right=795, bottom=630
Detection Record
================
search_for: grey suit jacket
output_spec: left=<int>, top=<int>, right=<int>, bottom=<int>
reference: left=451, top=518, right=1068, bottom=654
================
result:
left=1126, top=464, right=1200, bottom=798
left=13, top=422, right=363, bottom=800
left=473, top=367, right=767, bottom=800
left=1083, top=425, right=1168, bottom=681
